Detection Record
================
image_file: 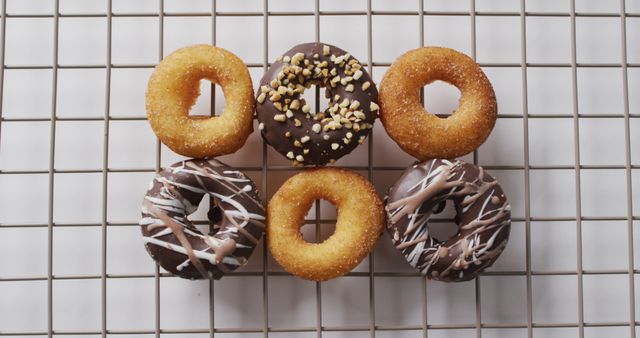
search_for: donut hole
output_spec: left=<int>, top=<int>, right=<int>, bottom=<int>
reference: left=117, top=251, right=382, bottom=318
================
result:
left=300, top=199, right=337, bottom=244
left=189, top=194, right=218, bottom=235
left=288, top=83, right=327, bottom=118
left=188, top=80, right=225, bottom=118
left=426, top=200, right=459, bottom=242
left=422, top=80, right=461, bottom=118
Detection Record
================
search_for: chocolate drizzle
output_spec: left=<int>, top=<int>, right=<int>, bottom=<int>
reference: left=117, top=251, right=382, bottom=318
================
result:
left=140, top=159, right=265, bottom=280
left=256, top=42, right=378, bottom=166
left=385, top=159, right=511, bottom=282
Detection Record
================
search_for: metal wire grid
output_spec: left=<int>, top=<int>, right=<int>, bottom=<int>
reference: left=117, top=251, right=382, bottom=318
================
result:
left=0, top=0, right=638, bottom=337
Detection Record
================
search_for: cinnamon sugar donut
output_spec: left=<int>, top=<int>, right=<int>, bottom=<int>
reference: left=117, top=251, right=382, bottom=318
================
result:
left=146, top=45, right=255, bottom=159
left=267, top=168, right=384, bottom=281
left=379, top=47, right=497, bottom=160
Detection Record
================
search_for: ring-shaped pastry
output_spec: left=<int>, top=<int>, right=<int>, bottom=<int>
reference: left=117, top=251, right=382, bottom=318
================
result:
left=256, top=42, right=378, bottom=166
left=140, top=159, right=265, bottom=280
left=379, top=47, right=497, bottom=160
left=146, top=44, right=255, bottom=159
left=267, top=167, right=384, bottom=281
left=385, top=159, right=511, bottom=282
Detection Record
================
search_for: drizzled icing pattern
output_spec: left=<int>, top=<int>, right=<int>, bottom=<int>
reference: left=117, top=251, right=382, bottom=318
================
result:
left=385, top=159, right=511, bottom=282
left=140, top=159, right=265, bottom=280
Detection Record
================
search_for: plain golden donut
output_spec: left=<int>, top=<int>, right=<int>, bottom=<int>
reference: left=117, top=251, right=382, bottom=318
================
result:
left=146, top=44, right=255, bottom=159
left=267, top=167, right=384, bottom=281
left=378, top=47, right=497, bottom=160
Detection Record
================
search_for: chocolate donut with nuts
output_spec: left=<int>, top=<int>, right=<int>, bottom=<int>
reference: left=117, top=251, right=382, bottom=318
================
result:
left=385, top=159, right=511, bottom=282
left=256, top=42, right=378, bottom=166
left=140, top=159, right=265, bottom=280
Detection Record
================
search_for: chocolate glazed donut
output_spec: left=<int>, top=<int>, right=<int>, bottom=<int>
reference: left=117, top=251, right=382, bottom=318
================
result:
left=385, top=159, right=511, bottom=282
left=140, top=159, right=265, bottom=280
left=256, top=42, right=378, bottom=166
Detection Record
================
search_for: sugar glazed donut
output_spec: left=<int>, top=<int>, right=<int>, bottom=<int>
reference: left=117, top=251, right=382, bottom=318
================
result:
left=146, top=45, right=255, bottom=159
left=140, top=159, right=265, bottom=280
left=256, top=43, right=378, bottom=166
left=385, top=159, right=511, bottom=282
left=379, top=47, right=497, bottom=160
left=268, top=168, right=384, bottom=281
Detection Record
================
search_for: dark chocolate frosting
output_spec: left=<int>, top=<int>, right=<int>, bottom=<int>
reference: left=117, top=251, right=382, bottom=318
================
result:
left=140, top=159, right=265, bottom=280
left=256, top=42, right=378, bottom=166
left=385, top=159, right=511, bottom=282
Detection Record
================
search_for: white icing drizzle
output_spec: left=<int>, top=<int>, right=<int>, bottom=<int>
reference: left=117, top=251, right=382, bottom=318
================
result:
left=385, top=159, right=511, bottom=281
left=139, top=159, right=265, bottom=279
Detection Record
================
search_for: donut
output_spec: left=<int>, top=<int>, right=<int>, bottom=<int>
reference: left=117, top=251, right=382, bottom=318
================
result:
left=378, top=47, right=497, bottom=161
left=140, top=159, right=265, bottom=280
left=256, top=42, right=378, bottom=166
left=146, top=44, right=255, bottom=159
left=385, top=159, right=511, bottom=282
left=267, top=167, right=384, bottom=281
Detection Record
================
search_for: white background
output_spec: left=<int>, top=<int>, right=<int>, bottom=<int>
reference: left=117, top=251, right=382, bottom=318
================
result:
left=0, top=0, right=639, bottom=337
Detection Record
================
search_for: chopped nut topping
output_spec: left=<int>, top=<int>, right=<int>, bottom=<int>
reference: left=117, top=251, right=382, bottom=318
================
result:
left=302, top=104, right=310, bottom=113
left=269, top=92, right=281, bottom=102
left=270, top=79, right=279, bottom=88
left=295, top=155, right=304, bottom=162
left=273, top=114, right=286, bottom=122
left=331, top=143, right=339, bottom=150
left=323, top=134, right=330, bottom=140
left=286, top=151, right=294, bottom=159
left=294, top=140, right=302, bottom=147
left=290, top=99, right=301, bottom=110
left=273, top=102, right=283, bottom=111
left=370, top=102, right=380, bottom=111
left=303, top=149, right=309, bottom=154
left=345, top=84, right=354, bottom=92
left=349, top=100, right=360, bottom=110
left=260, top=85, right=270, bottom=93
left=294, top=118, right=302, bottom=127
left=282, top=55, right=291, bottom=63
left=323, top=45, right=330, bottom=56
left=291, top=52, right=305, bottom=65
left=312, top=123, right=321, bottom=133
left=361, top=81, right=370, bottom=91
left=300, top=136, right=310, bottom=143
left=346, top=132, right=353, bottom=139
left=358, top=135, right=366, bottom=144
left=285, top=110, right=294, bottom=118
left=285, top=131, right=292, bottom=138
left=302, top=69, right=311, bottom=77
left=257, top=92, right=266, bottom=104
left=258, top=122, right=265, bottom=130
left=339, top=98, right=350, bottom=108
left=353, top=70, right=363, bottom=80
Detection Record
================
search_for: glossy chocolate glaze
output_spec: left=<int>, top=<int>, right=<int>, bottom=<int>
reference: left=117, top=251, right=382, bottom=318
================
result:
left=386, top=159, right=511, bottom=282
left=256, top=42, right=378, bottom=166
left=140, top=159, right=265, bottom=280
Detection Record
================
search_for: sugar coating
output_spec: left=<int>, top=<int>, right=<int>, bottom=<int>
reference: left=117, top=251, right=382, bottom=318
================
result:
left=146, top=44, right=255, bottom=159
left=378, top=47, right=497, bottom=160
left=267, top=167, right=384, bottom=281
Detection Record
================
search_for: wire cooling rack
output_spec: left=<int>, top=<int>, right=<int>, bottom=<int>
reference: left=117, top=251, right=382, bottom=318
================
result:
left=0, top=0, right=639, bottom=337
